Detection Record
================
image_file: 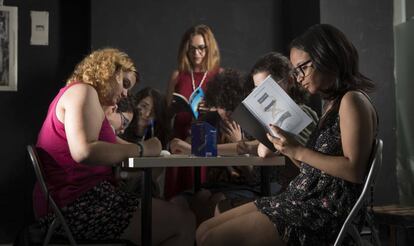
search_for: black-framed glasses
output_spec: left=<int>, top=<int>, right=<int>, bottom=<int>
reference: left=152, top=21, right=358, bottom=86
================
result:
left=119, top=112, right=130, bottom=130
left=189, top=45, right=207, bottom=53
left=293, top=60, right=313, bottom=80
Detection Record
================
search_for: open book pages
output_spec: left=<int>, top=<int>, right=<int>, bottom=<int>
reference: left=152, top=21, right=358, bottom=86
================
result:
left=171, top=87, right=205, bottom=119
left=242, top=75, right=312, bottom=137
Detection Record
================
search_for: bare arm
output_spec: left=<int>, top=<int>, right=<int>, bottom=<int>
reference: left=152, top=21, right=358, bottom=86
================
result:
left=218, top=140, right=258, bottom=156
left=268, top=91, right=376, bottom=183
left=257, top=143, right=274, bottom=157
left=166, top=70, right=179, bottom=106
left=169, top=138, right=191, bottom=155
left=257, top=142, right=300, bottom=167
left=61, top=84, right=160, bottom=166
left=217, top=142, right=238, bottom=156
left=116, top=136, right=131, bottom=144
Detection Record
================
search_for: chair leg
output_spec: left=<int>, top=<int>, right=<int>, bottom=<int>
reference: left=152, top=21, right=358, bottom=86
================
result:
left=58, top=216, right=77, bottom=246
left=43, top=217, right=77, bottom=246
left=43, top=218, right=59, bottom=246
left=348, top=224, right=364, bottom=246
left=365, top=212, right=381, bottom=246
left=371, top=227, right=381, bottom=246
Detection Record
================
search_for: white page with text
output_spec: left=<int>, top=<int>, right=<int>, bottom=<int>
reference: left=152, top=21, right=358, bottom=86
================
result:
left=242, top=75, right=312, bottom=137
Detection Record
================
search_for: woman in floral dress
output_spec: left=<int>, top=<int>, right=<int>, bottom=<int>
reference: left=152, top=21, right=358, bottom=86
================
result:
left=196, top=24, right=378, bottom=246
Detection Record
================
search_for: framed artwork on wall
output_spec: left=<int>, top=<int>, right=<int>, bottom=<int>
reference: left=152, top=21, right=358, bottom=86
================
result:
left=0, top=5, right=17, bottom=91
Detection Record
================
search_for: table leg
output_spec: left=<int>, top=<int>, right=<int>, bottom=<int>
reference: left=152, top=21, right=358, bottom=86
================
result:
left=142, top=168, right=152, bottom=246
left=194, top=166, right=201, bottom=192
left=260, top=166, right=271, bottom=196
left=389, top=225, right=396, bottom=246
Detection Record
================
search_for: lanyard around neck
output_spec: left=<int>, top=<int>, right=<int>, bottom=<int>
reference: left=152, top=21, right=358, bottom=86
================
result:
left=191, top=70, right=208, bottom=91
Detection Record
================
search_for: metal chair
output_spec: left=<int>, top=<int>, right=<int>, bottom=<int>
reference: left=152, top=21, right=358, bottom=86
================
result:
left=28, top=145, right=77, bottom=246
left=27, top=145, right=137, bottom=246
left=334, top=139, right=383, bottom=246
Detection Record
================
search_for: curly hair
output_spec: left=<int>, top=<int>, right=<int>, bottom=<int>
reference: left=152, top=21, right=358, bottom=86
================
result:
left=204, top=68, right=244, bottom=112
left=67, top=48, right=137, bottom=106
left=177, top=24, right=220, bottom=72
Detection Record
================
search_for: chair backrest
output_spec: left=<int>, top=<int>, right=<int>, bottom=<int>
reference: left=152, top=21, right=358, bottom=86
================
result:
left=28, top=145, right=50, bottom=201
left=28, top=145, right=68, bottom=220
left=334, top=138, right=383, bottom=246
left=27, top=145, right=78, bottom=246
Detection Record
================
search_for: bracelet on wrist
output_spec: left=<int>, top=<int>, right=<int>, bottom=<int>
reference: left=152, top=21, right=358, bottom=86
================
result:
left=136, top=142, right=144, bottom=157
left=236, top=141, right=245, bottom=155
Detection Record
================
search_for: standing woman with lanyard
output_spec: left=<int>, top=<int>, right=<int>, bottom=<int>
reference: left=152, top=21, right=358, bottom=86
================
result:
left=165, top=24, right=221, bottom=199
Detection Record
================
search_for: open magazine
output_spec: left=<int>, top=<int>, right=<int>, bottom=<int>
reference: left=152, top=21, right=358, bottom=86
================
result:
left=232, top=75, right=312, bottom=151
left=171, top=87, right=205, bottom=119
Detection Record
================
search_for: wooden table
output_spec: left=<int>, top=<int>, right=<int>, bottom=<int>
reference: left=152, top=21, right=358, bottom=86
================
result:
left=122, top=154, right=285, bottom=246
left=373, top=205, right=414, bottom=245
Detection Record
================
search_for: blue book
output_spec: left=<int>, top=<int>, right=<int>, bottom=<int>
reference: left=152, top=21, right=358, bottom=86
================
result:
left=172, top=87, right=205, bottom=119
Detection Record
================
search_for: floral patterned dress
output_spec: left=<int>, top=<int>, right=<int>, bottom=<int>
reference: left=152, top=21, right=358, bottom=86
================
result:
left=255, top=102, right=362, bottom=245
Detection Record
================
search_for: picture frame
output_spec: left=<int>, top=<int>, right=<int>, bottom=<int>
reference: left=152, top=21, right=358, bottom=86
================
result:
left=0, top=5, right=17, bottom=91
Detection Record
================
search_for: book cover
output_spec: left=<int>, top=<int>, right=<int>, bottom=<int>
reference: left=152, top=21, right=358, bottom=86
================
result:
left=171, top=87, right=205, bottom=119
left=232, top=75, right=312, bottom=152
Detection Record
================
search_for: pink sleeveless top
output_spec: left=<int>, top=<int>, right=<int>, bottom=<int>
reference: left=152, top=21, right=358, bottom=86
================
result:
left=33, top=82, right=116, bottom=218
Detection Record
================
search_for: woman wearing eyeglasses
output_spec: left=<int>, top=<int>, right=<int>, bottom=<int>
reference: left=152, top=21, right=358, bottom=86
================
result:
left=250, top=52, right=319, bottom=148
left=104, top=96, right=134, bottom=135
left=165, top=24, right=222, bottom=199
left=122, top=87, right=171, bottom=149
left=196, top=24, right=378, bottom=246
left=120, top=87, right=171, bottom=197
left=33, top=48, right=195, bottom=246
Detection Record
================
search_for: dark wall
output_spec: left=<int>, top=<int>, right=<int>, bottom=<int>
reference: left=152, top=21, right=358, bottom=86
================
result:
left=91, top=0, right=319, bottom=93
left=5, top=0, right=397, bottom=242
left=320, top=0, right=397, bottom=204
left=0, top=0, right=90, bottom=242
left=282, top=0, right=322, bottom=115
left=0, top=0, right=321, bottom=242
left=91, top=0, right=321, bottom=112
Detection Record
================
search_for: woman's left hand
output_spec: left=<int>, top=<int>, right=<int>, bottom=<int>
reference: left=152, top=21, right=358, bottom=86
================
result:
left=267, top=124, right=302, bottom=159
left=169, top=138, right=191, bottom=155
left=221, top=120, right=243, bottom=143
left=142, top=137, right=162, bottom=157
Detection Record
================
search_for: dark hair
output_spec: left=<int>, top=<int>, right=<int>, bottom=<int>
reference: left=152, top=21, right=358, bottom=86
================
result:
left=204, top=68, right=244, bottom=112
left=248, top=52, right=308, bottom=104
left=289, top=24, right=375, bottom=99
left=116, top=96, right=135, bottom=114
left=121, top=87, right=171, bottom=148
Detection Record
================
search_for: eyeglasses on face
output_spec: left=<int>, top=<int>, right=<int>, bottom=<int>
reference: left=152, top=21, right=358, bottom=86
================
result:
left=119, top=112, right=130, bottom=130
left=189, top=45, right=207, bottom=53
left=293, top=60, right=313, bottom=81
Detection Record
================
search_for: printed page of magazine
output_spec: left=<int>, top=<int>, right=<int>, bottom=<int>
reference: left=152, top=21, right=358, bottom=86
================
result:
left=242, top=75, right=312, bottom=137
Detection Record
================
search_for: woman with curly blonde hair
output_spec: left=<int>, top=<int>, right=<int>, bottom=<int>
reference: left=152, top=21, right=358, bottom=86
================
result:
left=33, top=48, right=195, bottom=245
